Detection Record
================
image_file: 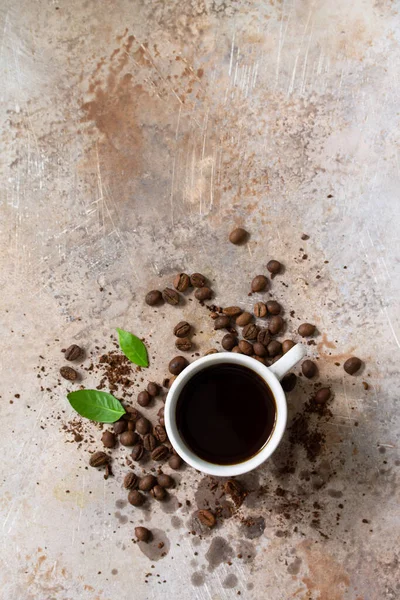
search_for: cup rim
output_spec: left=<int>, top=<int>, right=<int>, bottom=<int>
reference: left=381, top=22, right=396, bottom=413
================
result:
left=164, top=353, right=287, bottom=476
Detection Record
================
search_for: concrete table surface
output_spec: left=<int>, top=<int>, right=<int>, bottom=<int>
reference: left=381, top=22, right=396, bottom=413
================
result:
left=1, top=0, right=399, bottom=598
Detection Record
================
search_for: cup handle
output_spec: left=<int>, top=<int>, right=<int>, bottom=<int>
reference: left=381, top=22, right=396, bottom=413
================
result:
left=269, top=343, right=307, bottom=381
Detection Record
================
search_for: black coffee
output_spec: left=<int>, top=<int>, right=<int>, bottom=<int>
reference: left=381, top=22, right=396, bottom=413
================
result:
left=176, top=363, right=276, bottom=465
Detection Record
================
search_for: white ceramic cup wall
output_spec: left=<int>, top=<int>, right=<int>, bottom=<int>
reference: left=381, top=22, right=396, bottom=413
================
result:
left=165, top=343, right=306, bottom=476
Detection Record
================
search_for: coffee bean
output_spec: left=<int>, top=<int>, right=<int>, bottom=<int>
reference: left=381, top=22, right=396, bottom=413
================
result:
left=151, top=484, right=166, bottom=500
left=221, top=334, right=237, bottom=351
left=190, top=273, right=206, bottom=288
left=153, top=425, right=167, bottom=443
left=175, top=337, right=192, bottom=351
left=229, top=227, right=248, bottom=245
left=143, top=433, right=157, bottom=452
left=242, top=323, right=259, bottom=340
left=64, top=344, right=83, bottom=361
left=139, top=474, right=157, bottom=491
left=169, top=356, right=189, bottom=375
left=194, top=287, right=212, bottom=301
left=147, top=382, right=159, bottom=397
left=168, top=375, right=177, bottom=388
left=204, top=348, right=218, bottom=355
left=302, top=360, right=317, bottom=378
left=257, top=329, right=271, bottom=346
left=253, top=356, right=266, bottom=364
left=145, top=290, right=163, bottom=306
left=123, top=406, right=140, bottom=422
left=151, top=445, right=169, bottom=461
left=120, top=431, right=139, bottom=446
left=231, top=346, right=242, bottom=353
left=157, top=406, right=164, bottom=420
left=124, top=472, right=138, bottom=489
left=251, top=275, right=268, bottom=292
left=60, top=366, right=78, bottom=381
left=136, top=417, right=151, bottom=435
left=225, top=479, right=245, bottom=506
left=282, top=340, right=295, bottom=354
left=269, top=315, right=284, bottom=335
left=173, top=321, right=191, bottom=338
left=272, top=353, right=283, bottom=363
left=168, top=454, right=182, bottom=470
left=239, top=340, right=253, bottom=355
left=267, top=340, right=282, bottom=357
left=197, top=509, right=216, bottom=528
left=314, top=387, right=331, bottom=403
left=254, top=302, right=267, bottom=318
left=137, top=390, right=151, bottom=407
left=281, top=373, right=297, bottom=392
left=131, top=444, right=145, bottom=461
left=127, top=421, right=136, bottom=431
left=236, top=312, right=253, bottom=326
left=267, top=260, right=282, bottom=274
left=266, top=301, right=281, bottom=315
left=343, top=357, right=362, bottom=375
left=89, top=451, right=109, bottom=467
left=173, top=273, right=190, bottom=292
left=128, top=489, right=145, bottom=506
left=113, top=419, right=127, bottom=435
left=223, top=306, right=243, bottom=317
left=162, top=288, right=180, bottom=305
left=101, top=431, right=116, bottom=448
left=214, top=315, right=231, bottom=330
left=157, top=474, right=174, bottom=488
left=253, top=342, right=267, bottom=357
left=135, top=526, right=151, bottom=542
left=298, top=323, right=316, bottom=337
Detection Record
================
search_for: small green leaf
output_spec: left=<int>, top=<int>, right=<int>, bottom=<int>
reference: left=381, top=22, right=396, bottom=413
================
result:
left=116, top=328, right=149, bottom=367
left=67, top=389, right=126, bottom=423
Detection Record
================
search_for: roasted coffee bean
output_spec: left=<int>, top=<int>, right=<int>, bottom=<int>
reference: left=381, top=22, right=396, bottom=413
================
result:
left=272, top=353, right=283, bottom=363
left=210, top=312, right=218, bottom=319
left=135, top=526, right=151, bottom=542
left=298, top=323, right=316, bottom=337
left=266, top=300, right=281, bottom=315
left=253, top=342, right=268, bottom=357
left=123, top=406, right=140, bottom=422
left=221, top=333, right=237, bottom=351
left=267, top=340, right=282, bottom=357
left=169, top=356, right=189, bottom=375
left=281, top=373, right=297, bottom=392
left=151, top=484, right=166, bottom=500
left=173, top=321, right=191, bottom=338
left=229, top=227, right=248, bottom=245
left=64, top=344, right=83, bottom=361
left=145, top=290, right=163, bottom=306
left=282, top=340, right=295, bottom=354
left=89, top=451, right=109, bottom=467
left=157, top=474, right=174, bottom=489
left=194, top=287, right=212, bottom=301
left=139, top=474, right=157, bottom=491
left=151, top=445, right=169, bottom=461
left=253, top=356, right=266, bottom=364
left=173, top=273, right=190, bottom=292
left=236, top=312, right=253, bottom=327
left=175, top=337, right=192, bottom=351
left=124, top=472, right=138, bottom=489
left=269, top=315, right=284, bottom=335
left=120, top=431, right=139, bottom=447
left=60, top=366, right=78, bottom=381
left=168, top=375, right=177, bottom=388
left=267, top=260, right=282, bottom=274
left=223, top=306, right=242, bottom=317
left=257, top=329, right=271, bottom=346
left=157, top=406, right=164, bottom=420
left=302, top=360, right=317, bottom=378
left=147, top=381, right=159, bottom=397
left=127, top=421, right=136, bottom=431
left=143, top=433, right=157, bottom=452
left=204, top=348, right=218, bottom=355
left=113, top=419, right=127, bottom=435
left=214, top=315, right=231, bottom=330
left=153, top=425, right=167, bottom=443
left=197, top=509, right=216, bottom=528
left=137, top=390, right=151, bottom=407
left=242, top=323, right=259, bottom=340
left=131, top=444, right=145, bottom=461
left=162, top=288, right=180, bottom=305
left=225, top=479, right=245, bottom=506
left=239, top=340, right=253, bottom=356
left=251, top=275, right=268, bottom=292
left=128, top=489, right=145, bottom=506
left=254, top=302, right=267, bottom=318
left=314, top=387, right=331, bottom=403
left=344, top=357, right=362, bottom=375
left=190, top=273, right=206, bottom=288
left=168, top=454, right=182, bottom=470
left=101, top=431, right=116, bottom=448
left=136, top=417, right=151, bottom=435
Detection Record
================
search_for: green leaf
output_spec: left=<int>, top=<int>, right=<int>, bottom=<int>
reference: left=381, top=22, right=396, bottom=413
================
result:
left=67, top=389, right=126, bottom=423
left=116, top=328, right=149, bottom=367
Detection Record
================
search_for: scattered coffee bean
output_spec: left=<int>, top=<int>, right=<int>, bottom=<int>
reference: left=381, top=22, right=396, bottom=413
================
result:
left=120, top=431, right=139, bottom=447
left=253, top=342, right=267, bottom=357
left=128, top=489, right=145, bottom=506
left=204, top=348, right=218, bottom=355
left=281, top=373, right=297, bottom=392
left=101, top=431, right=116, bottom=448
left=127, top=421, right=136, bottom=431
left=145, top=290, right=163, bottom=306
left=143, top=433, right=157, bottom=452
left=257, top=329, right=271, bottom=346
left=137, top=390, right=151, bottom=407
left=344, top=357, right=362, bottom=375
left=269, top=315, right=284, bottom=335
left=157, top=474, right=174, bottom=488
left=151, top=445, right=169, bottom=461
left=267, top=260, right=282, bottom=274
left=214, top=315, right=231, bottom=330
left=251, top=275, right=268, bottom=292
left=282, top=340, right=295, bottom=354
left=190, top=273, right=206, bottom=288
left=64, top=344, right=83, bottom=361
left=135, top=526, right=151, bottom=542
left=223, top=306, right=243, bottom=317
left=302, top=360, right=317, bottom=378
left=221, top=334, right=237, bottom=351
left=147, top=381, right=159, bottom=397
left=173, top=321, right=191, bottom=338
left=242, top=323, right=259, bottom=340
left=236, top=312, right=253, bottom=327
left=151, top=485, right=166, bottom=500
left=136, top=417, right=151, bottom=435
left=60, top=366, right=78, bottom=381
left=113, top=419, right=127, bottom=435
left=173, top=273, right=190, bottom=292
left=298, top=323, right=316, bottom=337
left=253, top=356, right=266, bottom=364
left=124, top=472, right=138, bottom=489
left=168, top=454, right=182, bottom=470
left=229, top=227, right=248, bottom=245
left=89, top=451, right=109, bottom=468
left=124, top=407, right=140, bottom=422
left=225, top=479, right=245, bottom=506
left=254, top=302, right=267, bottom=318
left=162, top=288, right=180, bottom=305
left=168, top=375, right=177, bottom=388
left=139, top=474, right=157, bottom=491
left=195, top=287, right=212, bottom=301
left=169, top=356, right=189, bottom=375
left=197, top=509, right=216, bottom=528
left=131, top=444, right=145, bottom=461
left=314, top=387, right=331, bottom=403
left=267, top=340, right=282, bottom=357
left=153, top=425, right=167, bottom=443
left=272, top=353, right=283, bottom=363
left=239, top=340, right=253, bottom=355
left=175, top=337, right=192, bottom=351
left=266, top=300, right=281, bottom=315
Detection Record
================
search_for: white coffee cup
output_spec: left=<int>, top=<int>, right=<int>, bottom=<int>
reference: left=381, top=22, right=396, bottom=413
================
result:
left=165, top=344, right=306, bottom=476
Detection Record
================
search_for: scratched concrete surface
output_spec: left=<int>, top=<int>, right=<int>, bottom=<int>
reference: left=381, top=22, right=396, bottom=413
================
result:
left=1, top=0, right=400, bottom=598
